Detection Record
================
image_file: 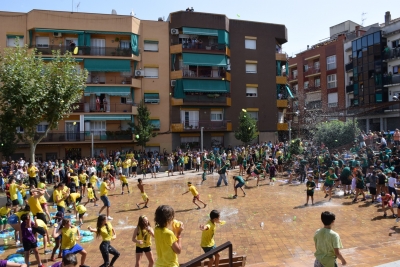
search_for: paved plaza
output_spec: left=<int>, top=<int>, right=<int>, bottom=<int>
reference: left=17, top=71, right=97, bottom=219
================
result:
left=2, top=170, right=400, bottom=266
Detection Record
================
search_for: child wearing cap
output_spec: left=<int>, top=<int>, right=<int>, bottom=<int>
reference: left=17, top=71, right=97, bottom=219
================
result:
left=182, top=182, right=207, bottom=209
left=305, top=174, right=316, bottom=206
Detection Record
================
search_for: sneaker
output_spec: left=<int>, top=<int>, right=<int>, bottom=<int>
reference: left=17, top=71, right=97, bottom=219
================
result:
left=121, top=192, right=124, bottom=195
left=244, top=192, right=246, bottom=196
left=393, top=214, right=397, bottom=218
left=361, top=198, right=366, bottom=201
left=233, top=195, right=238, bottom=199
left=396, top=217, right=400, bottom=223
left=128, top=191, right=130, bottom=194
left=143, top=205, right=148, bottom=208
left=15, top=240, right=20, bottom=246
left=136, top=204, right=140, bottom=209
left=304, top=203, right=308, bottom=206
left=44, top=249, right=52, bottom=254
left=107, top=216, right=113, bottom=220
left=324, top=194, right=328, bottom=198
left=384, top=213, right=387, bottom=218
left=203, top=204, right=207, bottom=208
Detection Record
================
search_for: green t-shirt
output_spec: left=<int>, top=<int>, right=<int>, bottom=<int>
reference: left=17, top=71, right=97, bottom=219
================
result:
left=215, top=157, right=221, bottom=164
left=242, top=159, right=247, bottom=167
left=234, top=176, right=245, bottom=184
left=324, top=172, right=337, bottom=185
left=306, top=181, right=316, bottom=193
left=219, top=166, right=227, bottom=174
left=341, top=167, right=351, bottom=178
left=314, top=228, right=343, bottom=267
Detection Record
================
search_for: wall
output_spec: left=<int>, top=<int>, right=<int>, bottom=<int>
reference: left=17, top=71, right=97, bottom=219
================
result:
left=0, top=11, right=27, bottom=49
left=169, top=11, right=229, bottom=32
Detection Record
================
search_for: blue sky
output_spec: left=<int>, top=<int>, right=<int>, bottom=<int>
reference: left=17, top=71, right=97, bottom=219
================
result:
left=1, top=0, right=396, bottom=56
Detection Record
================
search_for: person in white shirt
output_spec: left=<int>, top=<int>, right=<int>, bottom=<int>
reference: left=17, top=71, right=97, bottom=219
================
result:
left=388, top=172, right=398, bottom=206
left=19, top=158, right=25, bottom=167
left=380, top=134, right=387, bottom=150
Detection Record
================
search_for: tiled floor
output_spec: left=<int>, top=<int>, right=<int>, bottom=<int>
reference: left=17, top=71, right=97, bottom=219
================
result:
left=2, top=170, right=400, bottom=266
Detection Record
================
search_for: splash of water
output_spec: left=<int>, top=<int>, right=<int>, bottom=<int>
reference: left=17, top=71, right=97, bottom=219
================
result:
left=219, top=207, right=239, bottom=220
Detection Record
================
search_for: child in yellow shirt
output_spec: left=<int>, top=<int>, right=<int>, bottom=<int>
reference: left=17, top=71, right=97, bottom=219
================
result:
left=200, top=210, right=221, bottom=267
left=182, top=182, right=207, bottom=210
left=119, top=172, right=130, bottom=195
left=83, top=183, right=98, bottom=207
left=0, top=203, right=11, bottom=232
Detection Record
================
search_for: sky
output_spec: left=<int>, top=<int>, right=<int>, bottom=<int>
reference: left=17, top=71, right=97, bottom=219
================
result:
left=1, top=0, right=397, bottom=56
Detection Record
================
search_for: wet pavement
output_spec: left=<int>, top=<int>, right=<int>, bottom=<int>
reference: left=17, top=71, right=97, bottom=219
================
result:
left=0, top=170, right=400, bottom=266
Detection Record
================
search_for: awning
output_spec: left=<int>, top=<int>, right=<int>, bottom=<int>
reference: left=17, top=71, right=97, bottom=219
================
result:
left=42, top=57, right=83, bottom=62
left=84, top=59, right=131, bottom=72
left=144, top=93, right=160, bottom=103
left=85, top=30, right=132, bottom=35
left=34, top=28, right=84, bottom=34
left=6, top=34, right=24, bottom=38
left=182, top=27, right=218, bottom=36
left=217, top=30, right=229, bottom=47
left=182, top=53, right=227, bottom=66
left=84, top=86, right=131, bottom=96
left=285, top=85, right=293, bottom=98
left=144, top=40, right=159, bottom=44
left=84, top=115, right=132, bottom=121
left=183, top=80, right=230, bottom=93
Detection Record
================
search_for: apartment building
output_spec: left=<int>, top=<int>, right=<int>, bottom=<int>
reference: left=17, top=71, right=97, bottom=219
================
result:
left=0, top=9, right=170, bottom=160
left=287, top=21, right=358, bottom=133
left=168, top=11, right=287, bottom=149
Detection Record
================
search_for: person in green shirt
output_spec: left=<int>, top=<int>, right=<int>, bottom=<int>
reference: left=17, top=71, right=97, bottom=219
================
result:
left=314, top=211, right=346, bottom=267
left=178, top=155, right=184, bottom=175
left=352, top=169, right=366, bottom=203
left=305, top=175, right=316, bottom=206
left=216, top=164, right=228, bottom=187
left=322, top=167, right=338, bottom=201
left=201, top=170, right=207, bottom=185
left=232, top=176, right=246, bottom=199
left=241, top=157, right=247, bottom=176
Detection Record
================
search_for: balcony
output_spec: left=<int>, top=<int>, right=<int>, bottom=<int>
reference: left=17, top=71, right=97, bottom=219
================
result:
left=31, top=131, right=133, bottom=143
left=288, top=74, right=298, bottom=83
left=275, top=52, right=287, bottom=61
left=131, top=78, right=141, bottom=88
left=171, top=43, right=229, bottom=55
left=185, top=95, right=231, bottom=106
left=170, top=67, right=229, bottom=80
left=306, top=101, right=322, bottom=110
left=277, top=123, right=289, bottom=131
left=346, top=84, right=354, bottom=93
left=276, top=75, right=287, bottom=84
left=304, top=68, right=321, bottom=78
left=383, top=75, right=400, bottom=87
left=277, top=99, right=288, bottom=108
left=33, top=45, right=133, bottom=58
left=87, top=74, right=133, bottom=85
left=345, top=61, right=353, bottom=72
left=73, top=102, right=137, bottom=113
left=171, top=120, right=232, bottom=132
left=383, top=47, right=400, bottom=62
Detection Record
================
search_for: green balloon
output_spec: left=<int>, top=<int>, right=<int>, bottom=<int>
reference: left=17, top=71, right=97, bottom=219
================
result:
left=135, top=135, right=139, bottom=139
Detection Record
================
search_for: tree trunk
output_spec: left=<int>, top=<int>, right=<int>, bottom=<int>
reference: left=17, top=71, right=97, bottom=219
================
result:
left=29, top=142, right=36, bottom=163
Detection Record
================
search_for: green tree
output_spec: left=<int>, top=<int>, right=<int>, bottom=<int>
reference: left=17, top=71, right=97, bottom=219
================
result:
left=313, top=120, right=360, bottom=149
left=0, top=109, right=19, bottom=158
left=0, top=45, right=88, bottom=162
left=129, top=100, right=157, bottom=149
left=234, top=109, right=258, bottom=144
left=288, top=138, right=304, bottom=157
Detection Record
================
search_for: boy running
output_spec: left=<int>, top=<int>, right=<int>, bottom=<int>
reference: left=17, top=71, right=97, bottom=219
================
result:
left=136, top=179, right=149, bottom=209
left=119, top=172, right=130, bottom=194
left=201, top=169, right=207, bottom=185
left=200, top=210, right=222, bottom=267
left=182, top=182, right=207, bottom=209
left=322, top=167, right=338, bottom=201
left=232, top=176, right=246, bottom=199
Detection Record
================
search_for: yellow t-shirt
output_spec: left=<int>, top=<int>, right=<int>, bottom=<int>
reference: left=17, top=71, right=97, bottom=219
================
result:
left=19, top=184, right=27, bottom=197
left=27, top=196, right=43, bottom=215
left=0, top=207, right=10, bottom=216
left=120, top=175, right=127, bottom=184
left=136, top=226, right=152, bottom=248
left=70, top=193, right=81, bottom=204
left=154, top=227, right=179, bottom=267
left=126, top=153, right=134, bottom=159
left=36, top=219, right=48, bottom=230
left=99, top=222, right=113, bottom=241
left=28, top=166, right=37, bottom=178
left=9, top=183, right=18, bottom=201
left=200, top=220, right=216, bottom=247
left=70, top=176, right=79, bottom=185
left=100, top=182, right=108, bottom=196
left=15, top=210, right=29, bottom=220
left=79, top=174, right=88, bottom=184
left=122, top=161, right=129, bottom=169
left=61, top=227, right=78, bottom=249
left=38, top=182, right=47, bottom=204
left=188, top=185, right=198, bottom=196
left=131, top=161, right=137, bottom=167
left=76, top=205, right=86, bottom=214
left=89, top=175, right=98, bottom=186
left=184, top=156, right=189, bottom=164
left=87, top=188, right=94, bottom=200
left=53, top=189, right=66, bottom=208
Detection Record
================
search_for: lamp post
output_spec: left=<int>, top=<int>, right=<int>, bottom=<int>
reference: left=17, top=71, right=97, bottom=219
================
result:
left=201, top=127, right=204, bottom=152
left=288, top=120, right=292, bottom=144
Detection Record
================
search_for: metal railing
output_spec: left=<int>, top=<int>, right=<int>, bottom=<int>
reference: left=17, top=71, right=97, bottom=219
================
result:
left=183, top=95, right=228, bottom=104
left=288, top=74, right=298, bottom=81
left=174, top=120, right=231, bottom=131
left=172, top=42, right=227, bottom=53
left=384, top=75, right=400, bottom=86
left=304, top=67, right=321, bottom=76
left=345, top=61, right=353, bottom=72
left=383, top=47, right=400, bottom=61
left=178, top=67, right=227, bottom=79
left=87, top=75, right=133, bottom=85
left=346, top=84, right=354, bottom=93
left=73, top=102, right=137, bottom=113
left=31, top=131, right=132, bottom=142
left=33, top=45, right=132, bottom=57
left=181, top=241, right=233, bottom=267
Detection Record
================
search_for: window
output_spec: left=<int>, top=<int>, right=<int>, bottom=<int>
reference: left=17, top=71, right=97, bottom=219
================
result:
left=7, top=36, right=24, bottom=47
left=36, top=37, right=49, bottom=48
left=16, top=126, right=24, bottom=133
left=304, top=65, right=309, bottom=72
left=144, top=67, right=159, bottom=78
left=144, top=93, right=160, bottom=104
left=327, top=74, right=337, bottom=89
left=327, top=55, right=336, bottom=70
left=393, top=65, right=399, bottom=75
left=120, top=40, right=130, bottom=49
left=245, top=39, right=256, bottom=50
left=121, top=97, right=127, bottom=104
left=304, top=81, right=309, bottom=89
left=328, top=92, right=338, bottom=108
left=247, top=111, right=258, bottom=120
left=246, top=87, right=257, bottom=97
left=293, top=84, right=298, bottom=94
left=180, top=137, right=200, bottom=149
left=314, top=78, right=321, bottom=87
left=211, top=136, right=224, bottom=147
left=150, top=119, right=161, bottom=130
left=292, top=70, right=298, bottom=79
left=144, top=40, right=159, bottom=52
left=181, top=110, right=199, bottom=128
left=314, top=61, right=320, bottom=71
left=36, top=123, right=49, bottom=133
left=245, top=63, right=257, bottom=73
left=90, top=121, right=106, bottom=136
left=210, top=111, right=223, bottom=121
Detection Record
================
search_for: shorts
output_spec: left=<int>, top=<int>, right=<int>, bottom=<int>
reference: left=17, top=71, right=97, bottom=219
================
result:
left=235, top=182, right=245, bottom=188
left=34, top=226, right=46, bottom=235
left=0, top=216, right=7, bottom=225
left=101, top=196, right=110, bottom=207
left=80, top=182, right=86, bottom=187
left=395, top=140, right=400, bottom=146
left=23, top=195, right=27, bottom=201
left=23, top=240, right=38, bottom=252
left=12, top=199, right=19, bottom=206
left=7, top=214, right=18, bottom=225
left=62, top=243, right=84, bottom=257
left=307, top=191, right=314, bottom=196
left=369, top=187, right=377, bottom=195
left=356, top=184, right=364, bottom=189
left=136, top=246, right=151, bottom=253
left=35, top=212, right=47, bottom=224
left=79, top=212, right=85, bottom=219
left=202, top=245, right=217, bottom=258
left=168, top=164, right=174, bottom=171
left=122, top=182, right=128, bottom=187
left=384, top=201, right=393, bottom=207
left=40, top=203, right=48, bottom=210
left=132, top=167, right=137, bottom=172
left=324, top=183, right=333, bottom=189
left=141, top=193, right=148, bottom=201
left=193, top=194, right=200, bottom=201
left=57, top=206, right=65, bottom=214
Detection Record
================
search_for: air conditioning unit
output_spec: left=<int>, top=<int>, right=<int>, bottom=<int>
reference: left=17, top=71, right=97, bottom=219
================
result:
left=171, top=28, right=179, bottom=35
left=135, top=70, right=144, bottom=77
left=171, top=80, right=176, bottom=87
left=53, top=32, right=62, bottom=38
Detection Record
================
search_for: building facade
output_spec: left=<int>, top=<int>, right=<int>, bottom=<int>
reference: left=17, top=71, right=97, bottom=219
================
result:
left=168, top=11, right=287, bottom=150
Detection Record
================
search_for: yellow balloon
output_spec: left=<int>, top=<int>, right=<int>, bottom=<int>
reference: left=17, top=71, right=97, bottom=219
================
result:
left=73, top=47, right=79, bottom=55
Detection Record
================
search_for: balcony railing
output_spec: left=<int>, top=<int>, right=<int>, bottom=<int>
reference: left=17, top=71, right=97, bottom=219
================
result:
left=32, top=45, right=132, bottom=57
left=31, top=131, right=132, bottom=142
left=304, top=68, right=321, bottom=76
left=383, top=47, right=400, bottom=61
left=288, top=74, right=298, bottom=81
left=328, top=102, right=338, bottom=108
left=172, top=42, right=227, bottom=54
left=73, top=102, right=137, bottom=113
left=174, top=120, right=231, bottom=131
left=345, top=61, right=353, bottom=72
left=384, top=75, right=400, bottom=86
left=346, top=84, right=354, bottom=93
left=87, top=75, right=133, bottom=85
left=178, top=67, right=227, bottom=79
left=183, top=95, right=228, bottom=105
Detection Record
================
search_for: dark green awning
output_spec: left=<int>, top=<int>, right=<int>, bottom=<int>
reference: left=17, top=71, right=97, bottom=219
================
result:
left=182, top=53, right=227, bottom=67
left=144, top=40, right=159, bottom=44
left=34, top=28, right=84, bottom=34
left=183, top=80, right=230, bottom=93
left=84, top=59, right=131, bottom=72
left=182, top=27, right=218, bottom=36
left=84, top=86, right=131, bottom=96
left=84, top=115, right=132, bottom=121
left=6, top=34, right=24, bottom=38
left=144, top=93, right=160, bottom=103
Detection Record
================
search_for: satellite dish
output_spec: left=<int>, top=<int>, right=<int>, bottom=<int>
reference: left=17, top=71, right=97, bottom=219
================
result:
left=111, top=9, right=117, bottom=15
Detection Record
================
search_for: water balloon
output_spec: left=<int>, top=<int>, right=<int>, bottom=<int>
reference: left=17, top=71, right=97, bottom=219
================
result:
left=135, top=134, right=139, bottom=139
left=293, top=216, right=297, bottom=221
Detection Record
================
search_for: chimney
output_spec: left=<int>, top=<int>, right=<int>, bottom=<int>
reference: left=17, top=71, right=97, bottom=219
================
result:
left=355, top=25, right=360, bottom=37
left=307, top=45, right=309, bottom=50
left=385, top=11, right=391, bottom=26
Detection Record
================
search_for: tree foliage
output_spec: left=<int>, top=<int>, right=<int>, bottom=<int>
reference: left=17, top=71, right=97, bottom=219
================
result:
left=0, top=44, right=88, bottom=162
left=234, top=110, right=258, bottom=144
left=129, top=100, right=157, bottom=148
left=288, top=138, right=303, bottom=157
left=0, top=109, right=19, bottom=158
left=312, top=120, right=360, bottom=149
